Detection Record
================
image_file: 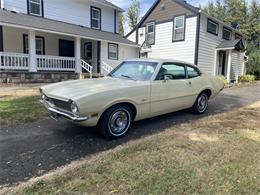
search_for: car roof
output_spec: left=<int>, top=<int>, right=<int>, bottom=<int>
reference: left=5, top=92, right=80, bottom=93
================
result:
left=125, top=58, right=198, bottom=68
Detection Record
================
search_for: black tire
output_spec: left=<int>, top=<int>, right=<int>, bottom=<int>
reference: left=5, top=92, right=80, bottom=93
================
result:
left=98, top=104, right=133, bottom=139
left=192, top=92, right=209, bottom=114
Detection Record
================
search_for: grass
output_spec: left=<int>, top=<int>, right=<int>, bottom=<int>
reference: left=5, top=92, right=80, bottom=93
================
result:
left=0, top=88, right=48, bottom=127
left=1, top=102, right=259, bottom=194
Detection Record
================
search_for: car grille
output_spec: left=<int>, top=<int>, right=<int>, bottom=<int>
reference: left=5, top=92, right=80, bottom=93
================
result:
left=45, top=96, right=71, bottom=111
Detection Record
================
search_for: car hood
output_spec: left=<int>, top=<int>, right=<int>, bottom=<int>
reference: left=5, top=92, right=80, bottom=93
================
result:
left=41, top=77, right=146, bottom=101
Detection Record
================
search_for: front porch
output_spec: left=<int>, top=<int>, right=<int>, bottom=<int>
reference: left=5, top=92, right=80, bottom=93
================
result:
left=0, top=26, right=99, bottom=79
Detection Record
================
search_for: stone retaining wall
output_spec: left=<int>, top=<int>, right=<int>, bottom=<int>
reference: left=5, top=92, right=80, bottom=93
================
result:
left=0, top=71, right=79, bottom=83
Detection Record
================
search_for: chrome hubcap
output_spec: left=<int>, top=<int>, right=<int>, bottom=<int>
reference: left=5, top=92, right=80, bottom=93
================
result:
left=198, top=95, right=207, bottom=112
left=109, top=109, right=130, bottom=135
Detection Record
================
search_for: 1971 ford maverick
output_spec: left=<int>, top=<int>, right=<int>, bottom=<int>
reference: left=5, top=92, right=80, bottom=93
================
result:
left=40, top=59, right=224, bottom=139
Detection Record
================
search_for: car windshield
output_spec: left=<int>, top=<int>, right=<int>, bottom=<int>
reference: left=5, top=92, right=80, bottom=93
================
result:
left=109, top=61, right=158, bottom=81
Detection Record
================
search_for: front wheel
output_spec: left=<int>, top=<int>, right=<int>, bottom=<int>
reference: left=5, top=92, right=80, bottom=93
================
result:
left=98, top=105, right=133, bottom=139
left=192, top=92, right=209, bottom=114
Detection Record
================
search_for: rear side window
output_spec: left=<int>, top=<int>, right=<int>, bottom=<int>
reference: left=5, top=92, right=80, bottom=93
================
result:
left=156, top=63, right=186, bottom=80
left=187, top=66, right=200, bottom=79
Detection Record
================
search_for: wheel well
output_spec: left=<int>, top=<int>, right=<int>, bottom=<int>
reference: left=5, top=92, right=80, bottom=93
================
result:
left=201, top=89, right=212, bottom=98
left=101, top=102, right=137, bottom=120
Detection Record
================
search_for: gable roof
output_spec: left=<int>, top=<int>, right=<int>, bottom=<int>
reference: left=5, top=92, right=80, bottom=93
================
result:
left=125, top=0, right=244, bottom=38
left=125, top=0, right=199, bottom=38
left=94, top=0, right=124, bottom=12
left=217, top=39, right=245, bottom=51
left=0, top=9, right=138, bottom=47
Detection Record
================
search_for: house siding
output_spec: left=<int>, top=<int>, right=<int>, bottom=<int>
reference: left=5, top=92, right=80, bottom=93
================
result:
left=231, top=51, right=244, bottom=80
left=197, top=14, right=245, bottom=76
left=100, top=41, right=139, bottom=73
left=146, top=16, right=197, bottom=64
left=3, top=0, right=117, bottom=33
left=141, top=0, right=195, bottom=26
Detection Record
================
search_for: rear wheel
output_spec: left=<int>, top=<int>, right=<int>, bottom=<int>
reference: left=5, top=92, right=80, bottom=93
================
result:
left=192, top=92, right=208, bottom=114
left=98, top=104, right=133, bottom=139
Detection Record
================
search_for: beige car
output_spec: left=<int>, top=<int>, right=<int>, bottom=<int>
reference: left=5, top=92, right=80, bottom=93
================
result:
left=40, top=59, right=224, bottom=139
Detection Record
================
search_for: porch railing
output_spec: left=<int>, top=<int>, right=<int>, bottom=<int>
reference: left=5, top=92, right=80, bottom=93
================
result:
left=37, top=55, right=76, bottom=71
left=81, top=60, right=93, bottom=78
left=102, top=61, right=114, bottom=75
left=0, top=52, right=30, bottom=70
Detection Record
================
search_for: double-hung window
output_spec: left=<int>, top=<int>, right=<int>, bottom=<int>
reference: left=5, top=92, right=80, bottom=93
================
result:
left=207, top=19, right=219, bottom=35
left=24, top=35, right=45, bottom=55
left=108, top=43, right=118, bottom=60
left=173, top=15, right=185, bottom=41
left=146, top=22, right=155, bottom=45
left=91, top=7, right=101, bottom=30
left=223, top=27, right=232, bottom=40
left=28, top=0, right=43, bottom=17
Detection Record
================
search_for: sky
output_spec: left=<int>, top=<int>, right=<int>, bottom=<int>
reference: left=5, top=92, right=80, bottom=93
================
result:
left=108, top=0, right=209, bottom=33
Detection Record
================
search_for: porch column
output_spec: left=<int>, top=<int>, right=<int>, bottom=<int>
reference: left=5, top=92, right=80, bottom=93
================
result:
left=75, top=37, right=81, bottom=73
left=227, top=50, right=232, bottom=83
left=29, top=30, right=37, bottom=72
left=213, top=50, right=218, bottom=76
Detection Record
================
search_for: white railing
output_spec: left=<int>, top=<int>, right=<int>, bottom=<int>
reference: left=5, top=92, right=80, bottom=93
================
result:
left=0, top=52, right=30, bottom=70
left=81, top=60, right=93, bottom=78
left=102, top=61, right=114, bottom=75
left=37, top=55, right=76, bottom=71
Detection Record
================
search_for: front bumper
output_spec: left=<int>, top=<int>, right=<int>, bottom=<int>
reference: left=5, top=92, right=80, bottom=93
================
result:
left=40, top=100, right=88, bottom=122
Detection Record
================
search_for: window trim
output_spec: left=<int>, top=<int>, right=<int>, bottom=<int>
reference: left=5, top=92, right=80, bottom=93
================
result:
left=27, top=0, right=44, bottom=17
left=23, top=34, right=45, bottom=55
left=172, top=15, right=186, bottom=42
left=108, top=43, right=118, bottom=60
left=90, top=6, right=101, bottom=30
left=145, top=21, right=156, bottom=45
left=207, top=18, right=219, bottom=36
left=222, top=27, right=232, bottom=40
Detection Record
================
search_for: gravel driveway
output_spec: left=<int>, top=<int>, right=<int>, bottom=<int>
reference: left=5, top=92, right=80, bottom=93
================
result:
left=0, top=83, right=260, bottom=187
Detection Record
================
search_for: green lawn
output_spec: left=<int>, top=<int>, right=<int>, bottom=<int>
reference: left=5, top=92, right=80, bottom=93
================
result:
left=3, top=102, right=260, bottom=195
left=0, top=96, right=48, bottom=127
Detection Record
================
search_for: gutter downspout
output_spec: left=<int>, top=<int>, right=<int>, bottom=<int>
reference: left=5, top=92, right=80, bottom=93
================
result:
left=0, top=0, right=4, bottom=9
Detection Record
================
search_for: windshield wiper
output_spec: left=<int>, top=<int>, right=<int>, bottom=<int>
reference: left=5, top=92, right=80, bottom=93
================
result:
left=121, top=75, right=136, bottom=81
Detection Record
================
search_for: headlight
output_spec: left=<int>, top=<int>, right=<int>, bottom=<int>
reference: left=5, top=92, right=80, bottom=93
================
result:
left=70, top=101, right=80, bottom=116
left=42, top=94, right=46, bottom=100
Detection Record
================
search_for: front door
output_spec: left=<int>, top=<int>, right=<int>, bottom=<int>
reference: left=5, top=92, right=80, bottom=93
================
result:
left=218, top=51, right=227, bottom=76
left=84, top=42, right=92, bottom=65
left=150, top=63, right=195, bottom=116
left=59, top=39, right=74, bottom=57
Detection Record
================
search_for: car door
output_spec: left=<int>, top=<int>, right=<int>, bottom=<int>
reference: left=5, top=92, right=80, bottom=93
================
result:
left=150, top=63, right=195, bottom=116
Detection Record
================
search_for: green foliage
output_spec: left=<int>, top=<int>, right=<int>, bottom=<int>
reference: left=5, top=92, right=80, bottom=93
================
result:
left=239, top=74, right=256, bottom=83
left=218, top=76, right=229, bottom=86
left=126, top=0, right=140, bottom=30
left=202, top=0, right=260, bottom=79
left=118, top=13, right=125, bottom=36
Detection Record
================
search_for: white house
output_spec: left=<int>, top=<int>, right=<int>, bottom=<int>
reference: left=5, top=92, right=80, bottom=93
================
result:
left=0, top=0, right=139, bottom=82
left=126, top=0, right=247, bottom=83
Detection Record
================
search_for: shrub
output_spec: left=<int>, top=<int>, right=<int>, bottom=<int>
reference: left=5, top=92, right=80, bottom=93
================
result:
left=239, top=75, right=256, bottom=83
left=218, top=76, right=229, bottom=86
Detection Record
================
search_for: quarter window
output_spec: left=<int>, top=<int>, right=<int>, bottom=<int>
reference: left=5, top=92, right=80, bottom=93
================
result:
left=207, top=19, right=219, bottom=35
left=223, top=27, right=231, bottom=40
left=24, top=35, right=45, bottom=55
left=91, top=7, right=101, bottom=30
left=108, top=43, right=118, bottom=60
left=146, top=22, right=155, bottom=45
left=28, top=0, right=43, bottom=16
left=173, top=15, right=185, bottom=41
left=156, top=63, right=186, bottom=80
left=187, top=66, right=200, bottom=79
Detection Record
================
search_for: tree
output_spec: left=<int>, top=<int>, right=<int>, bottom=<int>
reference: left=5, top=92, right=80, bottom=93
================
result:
left=126, top=0, right=140, bottom=30
left=118, top=13, right=125, bottom=36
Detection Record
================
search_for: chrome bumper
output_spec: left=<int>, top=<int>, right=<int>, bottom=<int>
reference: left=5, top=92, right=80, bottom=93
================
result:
left=40, top=100, right=88, bottom=122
